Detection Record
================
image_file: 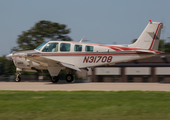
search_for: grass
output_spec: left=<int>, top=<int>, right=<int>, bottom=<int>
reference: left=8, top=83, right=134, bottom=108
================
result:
left=0, top=91, right=170, bottom=120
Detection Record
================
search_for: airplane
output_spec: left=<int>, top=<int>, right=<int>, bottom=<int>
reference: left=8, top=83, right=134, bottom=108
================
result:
left=7, top=20, right=163, bottom=83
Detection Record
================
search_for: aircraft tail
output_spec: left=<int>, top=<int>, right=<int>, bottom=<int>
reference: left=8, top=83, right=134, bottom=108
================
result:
left=128, top=20, right=163, bottom=50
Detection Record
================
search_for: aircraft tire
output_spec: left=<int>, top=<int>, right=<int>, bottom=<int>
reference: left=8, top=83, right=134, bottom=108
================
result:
left=66, top=74, right=74, bottom=83
left=51, top=76, right=59, bottom=83
left=15, top=76, right=21, bottom=82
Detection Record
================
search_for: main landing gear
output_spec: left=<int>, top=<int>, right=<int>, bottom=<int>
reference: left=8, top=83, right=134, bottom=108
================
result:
left=65, top=74, right=74, bottom=83
left=51, top=74, right=74, bottom=83
left=51, top=76, right=59, bottom=83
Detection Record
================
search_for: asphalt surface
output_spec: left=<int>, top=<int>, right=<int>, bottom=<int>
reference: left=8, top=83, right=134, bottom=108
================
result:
left=0, top=82, right=170, bottom=91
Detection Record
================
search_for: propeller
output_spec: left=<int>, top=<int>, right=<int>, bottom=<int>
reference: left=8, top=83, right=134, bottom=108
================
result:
left=6, top=53, right=13, bottom=59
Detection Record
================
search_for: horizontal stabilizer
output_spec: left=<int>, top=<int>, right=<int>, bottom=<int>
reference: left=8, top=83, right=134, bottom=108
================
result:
left=135, top=49, right=159, bottom=54
left=61, top=62, right=81, bottom=71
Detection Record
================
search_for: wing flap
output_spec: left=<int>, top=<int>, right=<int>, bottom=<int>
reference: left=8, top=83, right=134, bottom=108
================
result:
left=61, top=62, right=81, bottom=71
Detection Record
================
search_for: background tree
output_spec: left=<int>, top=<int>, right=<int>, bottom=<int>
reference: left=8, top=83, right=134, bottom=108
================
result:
left=158, top=40, right=165, bottom=52
left=164, top=42, right=170, bottom=53
left=0, top=57, right=15, bottom=76
left=158, top=39, right=170, bottom=53
left=132, top=39, right=137, bottom=43
left=12, top=20, right=72, bottom=52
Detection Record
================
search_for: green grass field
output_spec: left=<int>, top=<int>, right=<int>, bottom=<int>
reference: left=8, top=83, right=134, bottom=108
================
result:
left=0, top=91, right=170, bottom=120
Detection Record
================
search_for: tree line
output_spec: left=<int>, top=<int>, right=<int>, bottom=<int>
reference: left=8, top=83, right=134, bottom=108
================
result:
left=0, top=56, right=15, bottom=77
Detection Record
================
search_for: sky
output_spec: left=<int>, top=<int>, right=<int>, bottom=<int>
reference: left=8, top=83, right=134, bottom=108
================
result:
left=0, top=0, right=170, bottom=56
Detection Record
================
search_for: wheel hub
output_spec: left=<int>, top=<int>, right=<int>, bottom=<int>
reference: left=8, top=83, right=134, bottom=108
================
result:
left=67, top=76, right=71, bottom=80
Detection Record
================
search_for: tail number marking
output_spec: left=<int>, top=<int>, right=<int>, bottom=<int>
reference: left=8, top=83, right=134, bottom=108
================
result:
left=83, top=56, right=112, bottom=63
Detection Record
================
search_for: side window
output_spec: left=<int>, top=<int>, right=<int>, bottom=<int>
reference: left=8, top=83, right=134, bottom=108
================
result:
left=60, top=43, right=70, bottom=52
left=42, top=43, right=58, bottom=52
left=85, top=45, right=93, bottom=52
left=74, top=44, right=82, bottom=52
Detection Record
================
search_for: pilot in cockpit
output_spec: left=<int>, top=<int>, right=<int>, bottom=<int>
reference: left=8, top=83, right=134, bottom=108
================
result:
left=52, top=44, right=58, bottom=52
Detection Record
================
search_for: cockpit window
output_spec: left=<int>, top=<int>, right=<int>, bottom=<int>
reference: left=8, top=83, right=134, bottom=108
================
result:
left=42, top=42, right=58, bottom=52
left=60, top=43, right=70, bottom=52
left=35, top=41, right=48, bottom=51
left=74, top=44, right=82, bottom=52
left=85, top=45, right=93, bottom=52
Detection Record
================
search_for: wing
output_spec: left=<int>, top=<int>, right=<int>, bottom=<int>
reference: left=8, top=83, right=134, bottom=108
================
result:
left=24, top=54, right=81, bottom=72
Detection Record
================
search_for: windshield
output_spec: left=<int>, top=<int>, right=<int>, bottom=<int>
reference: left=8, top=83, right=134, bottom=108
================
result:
left=35, top=41, right=48, bottom=51
left=42, top=42, right=58, bottom=52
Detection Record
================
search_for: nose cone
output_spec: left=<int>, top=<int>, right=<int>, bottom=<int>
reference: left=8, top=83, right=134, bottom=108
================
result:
left=6, top=53, right=13, bottom=59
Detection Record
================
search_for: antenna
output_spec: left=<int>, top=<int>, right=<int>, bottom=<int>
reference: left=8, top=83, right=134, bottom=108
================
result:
left=79, top=36, right=90, bottom=43
left=79, top=36, right=85, bottom=43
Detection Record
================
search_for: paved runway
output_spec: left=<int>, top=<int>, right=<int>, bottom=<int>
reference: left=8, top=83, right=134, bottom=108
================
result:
left=0, top=82, right=170, bottom=91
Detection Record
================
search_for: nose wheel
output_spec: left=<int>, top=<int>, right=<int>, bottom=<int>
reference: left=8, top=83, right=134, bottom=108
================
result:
left=66, top=74, right=74, bottom=83
left=15, top=76, right=21, bottom=82
left=15, top=72, right=21, bottom=82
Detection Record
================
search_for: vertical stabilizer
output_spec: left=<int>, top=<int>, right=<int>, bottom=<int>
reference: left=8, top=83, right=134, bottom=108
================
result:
left=129, top=20, right=163, bottom=50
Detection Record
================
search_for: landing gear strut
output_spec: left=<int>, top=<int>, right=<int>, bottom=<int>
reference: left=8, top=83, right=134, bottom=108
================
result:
left=51, top=76, right=59, bottom=83
left=65, top=74, right=74, bottom=83
left=15, top=72, right=21, bottom=82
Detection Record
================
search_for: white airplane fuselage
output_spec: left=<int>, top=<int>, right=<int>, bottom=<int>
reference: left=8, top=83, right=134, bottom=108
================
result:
left=11, top=41, right=159, bottom=70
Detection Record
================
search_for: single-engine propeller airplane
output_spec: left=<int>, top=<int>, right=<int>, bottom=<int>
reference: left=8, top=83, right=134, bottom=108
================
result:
left=7, top=20, right=163, bottom=83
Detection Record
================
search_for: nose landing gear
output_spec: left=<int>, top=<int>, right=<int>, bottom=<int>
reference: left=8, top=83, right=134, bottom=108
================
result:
left=15, top=72, right=21, bottom=82
left=50, top=74, right=74, bottom=83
